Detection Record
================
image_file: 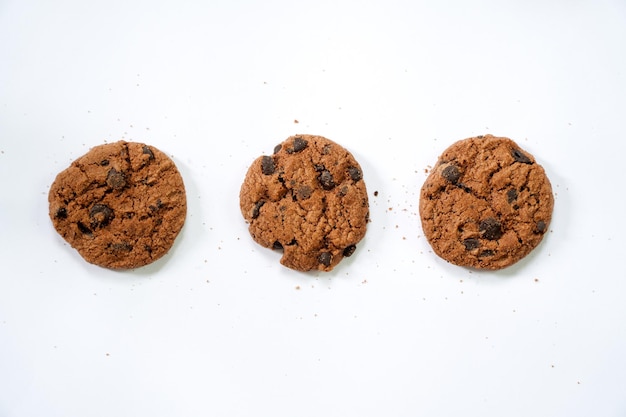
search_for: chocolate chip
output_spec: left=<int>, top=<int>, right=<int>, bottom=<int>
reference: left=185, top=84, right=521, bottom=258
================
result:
left=479, top=217, right=503, bottom=240
left=535, top=220, right=547, bottom=234
left=479, top=250, right=494, bottom=257
left=511, top=148, right=532, bottom=164
left=251, top=200, right=265, bottom=219
left=55, top=207, right=67, bottom=219
left=507, top=188, right=518, bottom=203
left=261, top=156, right=275, bottom=175
left=318, top=252, right=332, bottom=267
left=100, top=160, right=109, bottom=166
left=77, top=222, right=92, bottom=235
left=89, top=203, right=114, bottom=228
left=348, top=167, right=362, bottom=182
left=297, top=185, right=312, bottom=200
left=463, top=238, right=480, bottom=250
left=273, top=144, right=282, bottom=154
left=442, top=164, right=461, bottom=184
left=149, top=199, right=164, bottom=213
left=318, top=170, right=335, bottom=190
left=272, top=241, right=283, bottom=250
left=106, top=168, right=127, bottom=190
left=142, top=146, right=154, bottom=160
left=110, top=242, right=132, bottom=252
left=343, top=245, right=356, bottom=257
left=293, top=137, right=308, bottom=152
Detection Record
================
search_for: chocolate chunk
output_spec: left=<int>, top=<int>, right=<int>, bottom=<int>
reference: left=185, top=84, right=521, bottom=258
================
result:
left=55, top=207, right=68, bottom=219
left=293, top=137, right=308, bottom=152
left=479, top=250, right=494, bottom=257
left=273, top=144, right=282, bottom=154
left=462, top=238, right=480, bottom=250
left=318, top=252, right=332, bottom=267
left=100, top=160, right=109, bottom=166
left=77, top=222, right=92, bottom=235
left=89, top=203, right=114, bottom=228
left=511, top=148, right=532, bottom=164
left=142, top=146, right=155, bottom=159
left=251, top=200, right=265, bottom=219
left=442, top=164, right=461, bottom=184
left=479, top=217, right=503, bottom=240
left=272, top=241, right=283, bottom=250
left=348, top=167, right=362, bottom=182
left=110, top=242, right=132, bottom=252
left=318, top=170, right=335, bottom=190
left=106, top=168, right=127, bottom=190
left=343, top=245, right=356, bottom=257
left=297, top=185, right=312, bottom=200
left=507, top=188, right=518, bottom=203
left=261, top=156, right=276, bottom=175
left=535, top=220, right=547, bottom=234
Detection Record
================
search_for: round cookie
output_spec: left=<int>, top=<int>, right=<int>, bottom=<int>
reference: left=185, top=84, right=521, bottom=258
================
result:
left=240, top=134, right=369, bottom=272
left=419, top=135, right=553, bottom=270
left=49, top=141, right=187, bottom=269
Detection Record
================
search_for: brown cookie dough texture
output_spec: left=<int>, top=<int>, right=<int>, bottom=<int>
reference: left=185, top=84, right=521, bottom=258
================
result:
left=240, top=134, right=369, bottom=272
left=419, top=135, right=553, bottom=270
left=49, top=141, right=187, bottom=269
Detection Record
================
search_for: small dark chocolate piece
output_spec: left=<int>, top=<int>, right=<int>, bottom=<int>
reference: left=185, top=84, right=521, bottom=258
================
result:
left=56, top=207, right=68, bottom=219
left=442, top=164, right=461, bottom=184
left=77, top=222, right=92, bottom=235
left=535, top=220, right=547, bottom=234
left=479, top=217, right=503, bottom=240
left=348, top=167, right=362, bottom=182
left=106, top=168, right=127, bottom=190
left=343, top=245, right=356, bottom=257
left=318, top=170, right=335, bottom=190
left=463, top=238, right=480, bottom=250
left=142, top=146, right=155, bottom=159
left=251, top=200, right=265, bottom=219
left=293, top=137, right=307, bottom=152
left=261, top=156, right=276, bottom=175
left=507, top=188, right=518, bottom=203
left=110, top=242, right=132, bottom=252
left=511, top=148, right=532, bottom=164
left=89, top=203, right=114, bottom=228
left=318, top=252, right=332, bottom=267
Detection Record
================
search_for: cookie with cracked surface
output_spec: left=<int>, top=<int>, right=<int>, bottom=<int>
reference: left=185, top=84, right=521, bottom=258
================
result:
left=49, top=141, right=187, bottom=269
left=419, top=135, right=553, bottom=270
left=240, top=134, right=369, bottom=272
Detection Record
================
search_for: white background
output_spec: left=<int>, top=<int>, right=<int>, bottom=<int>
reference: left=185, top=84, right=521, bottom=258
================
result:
left=1, top=0, right=626, bottom=416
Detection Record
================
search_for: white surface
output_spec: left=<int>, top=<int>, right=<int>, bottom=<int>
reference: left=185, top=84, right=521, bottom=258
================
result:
left=1, top=0, right=626, bottom=416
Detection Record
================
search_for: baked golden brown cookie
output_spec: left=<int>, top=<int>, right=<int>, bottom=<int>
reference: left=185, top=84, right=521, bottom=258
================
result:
left=49, top=141, right=187, bottom=269
left=240, top=134, right=369, bottom=272
left=419, top=135, right=553, bottom=270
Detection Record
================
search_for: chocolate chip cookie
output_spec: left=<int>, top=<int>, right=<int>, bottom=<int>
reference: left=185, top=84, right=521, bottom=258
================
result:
left=49, top=141, right=187, bottom=269
left=419, top=135, right=553, bottom=270
left=240, top=134, right=369, bottom=272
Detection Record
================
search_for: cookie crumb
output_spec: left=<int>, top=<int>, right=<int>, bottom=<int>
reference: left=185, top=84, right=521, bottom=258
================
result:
left=294, top=119, right=299, bottom=124
left=373, top=191, right=378, bottom=197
